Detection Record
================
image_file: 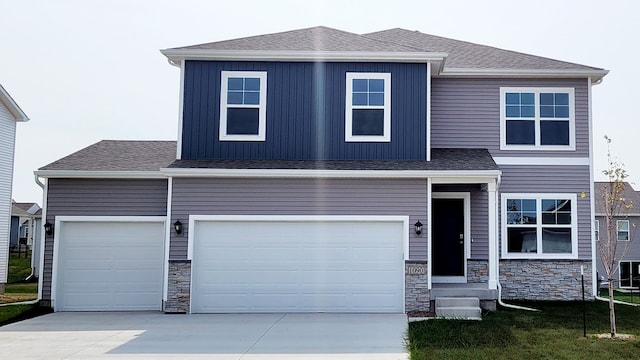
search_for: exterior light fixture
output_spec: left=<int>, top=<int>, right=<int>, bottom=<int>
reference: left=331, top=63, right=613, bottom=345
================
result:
left=44, top=222, right=54, bottom=236
left=414, top=221, right=423, bottom=236
left=174, top=220, right=183, bottom=235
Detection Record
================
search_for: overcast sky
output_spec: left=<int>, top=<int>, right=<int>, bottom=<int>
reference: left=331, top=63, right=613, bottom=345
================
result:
left=2, top=0, right=638, bottom=204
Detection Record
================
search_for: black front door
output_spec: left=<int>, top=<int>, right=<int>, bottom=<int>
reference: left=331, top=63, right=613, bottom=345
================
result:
left=432, top=198, right=465, bottom=277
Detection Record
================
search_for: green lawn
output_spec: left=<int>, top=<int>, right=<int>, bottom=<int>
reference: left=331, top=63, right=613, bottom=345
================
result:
left=0, top=254, right=40, bottom=325
left=407, top=301, right=640, bottom=359
left=599, top=289, right=640, bottom=305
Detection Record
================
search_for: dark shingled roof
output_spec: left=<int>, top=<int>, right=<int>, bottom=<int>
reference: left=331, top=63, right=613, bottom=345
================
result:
left=172, top=26, right=423, bottom=53
left=594, top=182, right=640, bottom=215
left=39, top=140, right=177, bottom=172
left=364, top=28, right=602, bottom=71
left=167, top=26, right=604, bottom=72
left=168, top=148, right=498, bottom=172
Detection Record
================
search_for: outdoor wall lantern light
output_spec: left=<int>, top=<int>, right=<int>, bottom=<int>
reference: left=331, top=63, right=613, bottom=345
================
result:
left=414, top=221, right=423, bottom=236
left=174, top=220, right=183, bottom=235
left=44, top=222, right=54, bottom=236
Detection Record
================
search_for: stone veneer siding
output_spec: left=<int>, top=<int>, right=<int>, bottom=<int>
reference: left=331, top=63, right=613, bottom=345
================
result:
left=467, top=260, right=489, bottom=284
left=164, top=260, right=191, bottom=313
left=405, top=261, right=430, bottom=312
left=500, top=260, right=593, bottom=300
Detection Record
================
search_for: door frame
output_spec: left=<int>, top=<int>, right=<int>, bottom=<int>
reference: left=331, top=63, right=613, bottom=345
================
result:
left=431, top=192, right=471, bottom=284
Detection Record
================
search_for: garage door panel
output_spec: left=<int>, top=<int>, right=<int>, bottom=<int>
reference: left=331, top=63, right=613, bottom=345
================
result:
left=56, top=221, right=164, bottom=311
left=192, top=219, right=404, bottom=313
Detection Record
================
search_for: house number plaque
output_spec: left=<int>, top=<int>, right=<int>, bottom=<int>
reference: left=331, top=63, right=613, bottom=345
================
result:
left=406, top=264, right=426, bottom=275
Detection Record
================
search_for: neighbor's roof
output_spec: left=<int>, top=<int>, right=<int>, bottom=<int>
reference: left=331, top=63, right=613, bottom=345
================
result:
left=594, top=182, right=640, bottom=215
left=167, top=148, right=499, bottom=172
left=37, top=140, right=177, bottom=176
left=0, top=84, right=29, bottom=122
left=10, top=204, right=32, bottom=218
left=161, top=26, right=607, bottom=80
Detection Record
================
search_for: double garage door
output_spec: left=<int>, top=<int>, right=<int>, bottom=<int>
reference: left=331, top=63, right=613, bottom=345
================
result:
left=190, top=218, right=406, bottom=313
left=55, top=217, right=405, bottom=313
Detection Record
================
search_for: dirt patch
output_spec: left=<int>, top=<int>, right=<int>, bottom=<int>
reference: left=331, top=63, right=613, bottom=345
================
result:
left=0, top=294, right=37, bottom=305
left=595, top=333, right=636, bottom=340
left=407, top=310, right=435, bottom=318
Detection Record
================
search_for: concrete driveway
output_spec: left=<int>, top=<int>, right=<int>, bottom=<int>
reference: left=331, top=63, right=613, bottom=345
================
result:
left=0, top=312, right=408, bottom=359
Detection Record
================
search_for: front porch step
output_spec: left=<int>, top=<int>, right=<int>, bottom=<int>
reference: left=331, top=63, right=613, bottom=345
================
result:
left=435, top=297, right=482, bottom=320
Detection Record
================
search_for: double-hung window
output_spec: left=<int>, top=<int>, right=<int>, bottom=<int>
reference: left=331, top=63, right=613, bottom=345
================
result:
left=617, top=220, right=630, bottom=241
left=619, top=261, right=640, bottom=288
left=500, top=87, right=575, bottom=150
left=219, top=71, right=267, bottom=141
left=345, top=72, right=391, bottom=142
left=502, top=194, right=578, bottom=258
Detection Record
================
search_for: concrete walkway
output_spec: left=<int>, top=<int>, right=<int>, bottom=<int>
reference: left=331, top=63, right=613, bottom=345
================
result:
left=0, top=312, right=408, bottom=359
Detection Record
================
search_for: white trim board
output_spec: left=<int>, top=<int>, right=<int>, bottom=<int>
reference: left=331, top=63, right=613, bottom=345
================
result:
left=493, top=157, right=590, bottom=166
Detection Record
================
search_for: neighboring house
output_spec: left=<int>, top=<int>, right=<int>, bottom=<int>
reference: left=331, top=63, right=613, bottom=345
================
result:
left=10, top=201, right=42, bottom=278
left=0, top=84, right=29, bottom=294
left=35, top=27, right=607, bottom=313
left=594, top=182, right=640, bottom=289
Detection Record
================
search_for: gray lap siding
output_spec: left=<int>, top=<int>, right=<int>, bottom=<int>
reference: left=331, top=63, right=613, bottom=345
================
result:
left=498, top=164, right=592, bottom=259
left=170, top=178, right=429, bottom=260
left=42, top=178, right=168, bottom=302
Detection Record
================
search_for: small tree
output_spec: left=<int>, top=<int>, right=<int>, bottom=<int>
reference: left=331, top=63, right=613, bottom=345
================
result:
left=597, top=136, right=633, bottom=338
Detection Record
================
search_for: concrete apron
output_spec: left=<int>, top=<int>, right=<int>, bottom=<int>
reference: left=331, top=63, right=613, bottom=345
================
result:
left=0, top=312, right=408, bottom=360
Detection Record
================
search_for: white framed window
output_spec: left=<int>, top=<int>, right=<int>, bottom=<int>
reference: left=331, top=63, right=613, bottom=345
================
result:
left=502, top=193, right=578, bottom=259
left=595, top=219, right=599, bottom=241
left=500, top=87, right=575, bottom=150
left=617, top=220, right=630, bottom=241
left=219, top=71, right=267, bottom=141
left=619, top=260, right=640, bottom=288
left=345, top=72, right=391, bottom=142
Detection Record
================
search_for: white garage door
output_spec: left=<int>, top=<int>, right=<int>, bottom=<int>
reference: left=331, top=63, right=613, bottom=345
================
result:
left=56, top=220, right=165, bottom=311
left=191, top=218, right=405, bottom=313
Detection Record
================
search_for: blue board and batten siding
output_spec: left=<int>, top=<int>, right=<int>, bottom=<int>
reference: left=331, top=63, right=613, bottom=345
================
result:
left=41, top=179, right=168, bottom=301
left=181, top=61, right=428, bottom=160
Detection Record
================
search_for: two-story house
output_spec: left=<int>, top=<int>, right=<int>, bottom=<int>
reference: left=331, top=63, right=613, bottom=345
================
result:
left=594, top=182, right=640, bottom=290
left=0, top=84, right=29, bottom=294
left=35, top=27, right=607, bottom=314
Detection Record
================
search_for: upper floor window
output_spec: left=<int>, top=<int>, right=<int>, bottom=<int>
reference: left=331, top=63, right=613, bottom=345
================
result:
left=345, top=72, right=391, bottom=142
left=502, top=194, right=578, bottom=259
left=500, top=87, right=575, bottom=150
left=219, top=71, right=267, bottom=141
left=617, top=220, right=630, bottom=241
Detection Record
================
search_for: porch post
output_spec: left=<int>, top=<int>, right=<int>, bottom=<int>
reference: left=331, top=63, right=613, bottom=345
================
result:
left=487, top=180, right=498, bottom=289
left=427, top=177, right=432, bottom=290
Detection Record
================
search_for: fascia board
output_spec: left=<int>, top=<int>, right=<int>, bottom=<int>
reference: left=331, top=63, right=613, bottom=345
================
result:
left=438, top=68, right=609, bottom=81
left=33, top=170, right=167, bottom=179
left=0, top=84, right=29, bottom=122
left=161, top=167, right=501, bottom=179
left=160, top=49, right=448, bottom=64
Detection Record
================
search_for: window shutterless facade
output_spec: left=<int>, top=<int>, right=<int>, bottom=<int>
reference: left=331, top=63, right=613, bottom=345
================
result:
left=219, top=71, right=267, bottom=141
left=619, top=261, right=640, bottom=288
left=345, top=72, right=391, bottom=142
left=502, top=193, right=578, bottom=259
left=617, top=220, right=630, bottom=241
left=500, top=87, right=575, bottom=150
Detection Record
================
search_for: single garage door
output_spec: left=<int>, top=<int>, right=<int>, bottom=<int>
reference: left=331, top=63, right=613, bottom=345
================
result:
left=191, top=218, right=405, bottom=313
left=56, top=220, right=165, bottom=311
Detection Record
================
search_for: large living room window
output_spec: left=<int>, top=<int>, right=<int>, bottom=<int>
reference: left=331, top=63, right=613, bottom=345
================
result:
left=500, top=87, right=575, bottom=150
left=502, top=193, right=578, bottom=259
left=219, top=71, right=267, bottom=141
left=345, top=72, right=391, bottom=142
left=619, top=261, right=640, bottom=288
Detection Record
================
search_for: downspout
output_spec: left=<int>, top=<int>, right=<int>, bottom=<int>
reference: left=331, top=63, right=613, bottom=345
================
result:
left=493, top=174, right=540, bottom=312
left=0, top=175, right=48, bottom=306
